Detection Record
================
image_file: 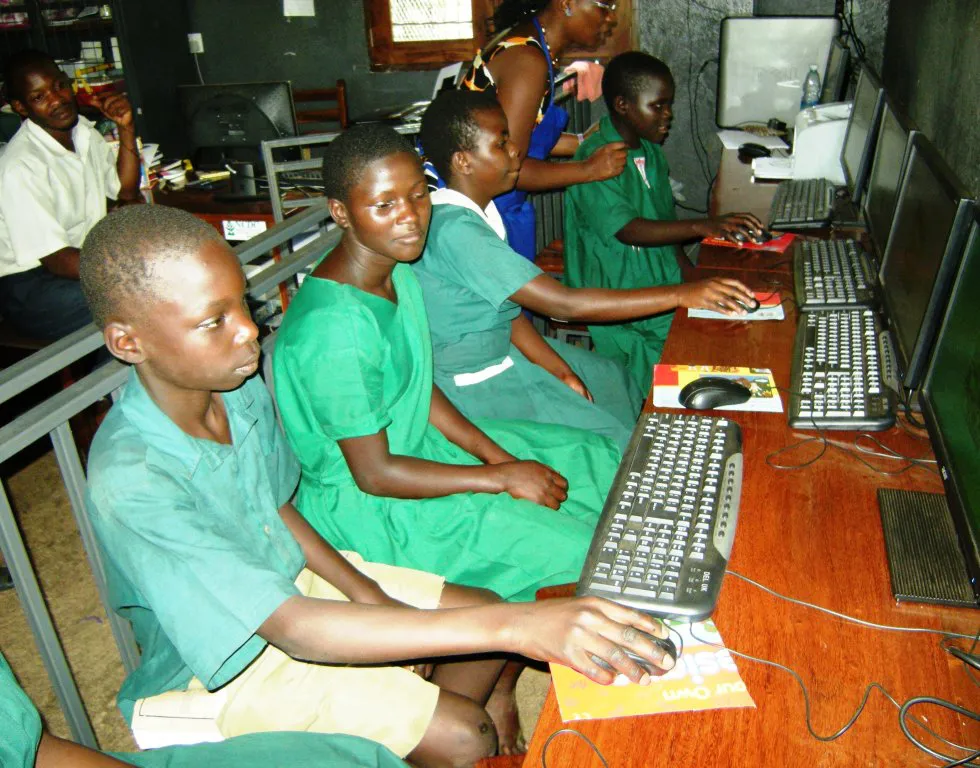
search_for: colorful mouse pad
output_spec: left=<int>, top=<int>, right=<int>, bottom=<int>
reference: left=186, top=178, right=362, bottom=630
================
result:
left=651, top=364, right=783, bottom=413
left=550, top=619, right=755, bottom=722
left=701, top=232, right=795, bottom=253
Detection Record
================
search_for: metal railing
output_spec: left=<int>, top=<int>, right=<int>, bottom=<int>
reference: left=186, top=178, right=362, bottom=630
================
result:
left=0, top=204, right=336, bottom=748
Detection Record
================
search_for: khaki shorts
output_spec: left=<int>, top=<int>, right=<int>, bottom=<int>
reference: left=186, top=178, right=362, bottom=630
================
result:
left=176, top=554, right=444, bottom=758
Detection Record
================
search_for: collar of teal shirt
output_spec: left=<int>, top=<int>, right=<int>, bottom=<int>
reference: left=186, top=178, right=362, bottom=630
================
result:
left=114, top=366, right=260, bottom=475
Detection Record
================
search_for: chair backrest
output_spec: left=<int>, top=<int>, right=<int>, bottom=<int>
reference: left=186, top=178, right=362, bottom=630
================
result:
left=293, top=80, right=349, bottom=133
left=261, top=133, right=340, bottom=224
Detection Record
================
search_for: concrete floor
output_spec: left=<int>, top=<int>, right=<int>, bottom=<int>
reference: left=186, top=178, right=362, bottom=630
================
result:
left=0, top=448, right=550, bottom=755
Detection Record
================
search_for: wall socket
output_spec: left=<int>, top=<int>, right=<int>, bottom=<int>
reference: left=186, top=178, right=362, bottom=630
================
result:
left=187, top=32, right=204, bottom=54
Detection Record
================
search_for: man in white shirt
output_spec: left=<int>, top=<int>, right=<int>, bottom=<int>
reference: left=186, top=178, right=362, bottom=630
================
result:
left=0, top=49, right=140, bottom=340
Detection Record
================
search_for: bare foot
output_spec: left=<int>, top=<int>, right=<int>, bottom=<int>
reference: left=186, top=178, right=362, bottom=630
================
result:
left=485, top=685, right=525, bottom=755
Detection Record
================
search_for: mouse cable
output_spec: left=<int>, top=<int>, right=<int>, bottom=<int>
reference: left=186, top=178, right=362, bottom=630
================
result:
left=689, top=623, right=980, bottom=764
left=727, top=569, right=978, bottom=641
left=540, top=728, right=609, bottom=768
left=941, top=630, right=980, bottom=688
left=899, top=698, right=980, bottom=766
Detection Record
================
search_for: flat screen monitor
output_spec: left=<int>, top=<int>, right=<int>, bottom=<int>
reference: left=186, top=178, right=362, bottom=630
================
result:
left=861, top=99, right=915, bottom=260
left=878, top=133, right=974, bottom=391
left=840, top=65, right=884, bottom=206
left=717, top=16, right=840, bottom=128
left=919, top=215, right=980, bottom=600
left=178, top=81, right=297, bottom=152
left=820, top=38, right=849, bottom=103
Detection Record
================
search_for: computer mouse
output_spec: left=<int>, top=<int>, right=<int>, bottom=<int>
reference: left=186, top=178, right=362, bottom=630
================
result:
left=590, top=632, right=678, bottom=678
left=750, top=229, right=774, bottom=244
left=737, top=142, right=771, bottom=162
left=730, top=231, right=749, bottom=244
left=735, top=297, right=761, bottom=313
left=679, top=376, right=753, bottom=410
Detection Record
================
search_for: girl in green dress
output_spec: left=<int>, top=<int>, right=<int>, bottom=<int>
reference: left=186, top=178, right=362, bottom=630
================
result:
left=274, top=125, right=622, bottom=604
left=413, top=89, right=758, bottom=439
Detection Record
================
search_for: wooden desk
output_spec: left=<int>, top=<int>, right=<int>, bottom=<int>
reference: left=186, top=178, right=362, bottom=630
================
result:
left=523, top=254, right=979, bottom=767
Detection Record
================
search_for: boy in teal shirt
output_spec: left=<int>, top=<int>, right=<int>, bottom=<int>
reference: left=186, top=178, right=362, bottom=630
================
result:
left=564, top=52, right=765, bottom=392
left=79, top=205, right=674, bottom=767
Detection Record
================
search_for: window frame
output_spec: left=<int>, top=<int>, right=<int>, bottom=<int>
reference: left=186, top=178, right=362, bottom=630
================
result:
left=364, top=0, right=496, bottom=70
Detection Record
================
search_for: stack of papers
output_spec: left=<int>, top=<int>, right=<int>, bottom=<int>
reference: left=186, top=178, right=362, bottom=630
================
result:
left=751, top=156, right=794, bottom=180
left=716, top=129, right=788, bottom=151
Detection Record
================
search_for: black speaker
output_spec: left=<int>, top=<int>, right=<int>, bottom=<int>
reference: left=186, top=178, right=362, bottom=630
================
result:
left=753, top=0, right=837, bottom=16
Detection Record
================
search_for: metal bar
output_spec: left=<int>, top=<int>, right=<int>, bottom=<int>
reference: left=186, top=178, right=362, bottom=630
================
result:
left=0, top=361, right=128, bottom=465
left=232, top=204, right=332, bottom=266
left=246, top=227, right=341, bottom=299
left=50, top=422, right=140, bottom=673
left=0, top=486, right=97, bottom=747
left=0, top=325, right=103, bottom=408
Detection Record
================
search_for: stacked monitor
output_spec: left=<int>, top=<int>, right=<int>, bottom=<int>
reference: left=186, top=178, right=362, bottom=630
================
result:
left=820, top=38, right=850, bottom=104
left=840, top=66, right=885, bottom=207
left=919, top=214, right=980, bottom=601
left=877, top=133, right=975, bottom=391
left=861, top=99, right=916, bottom=258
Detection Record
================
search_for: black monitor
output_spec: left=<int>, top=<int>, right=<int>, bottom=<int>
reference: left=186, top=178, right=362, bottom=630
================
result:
left=919, top=213, right=980, bottom=601
left=178, top=81, right=297, bottom=158
left=878, top=133, right=974, bottom=392
left=839, top=65, right=884, bottom=206
left=861, top=98, right=915, bottom=261
left=820, top=38, right=849, bottom=103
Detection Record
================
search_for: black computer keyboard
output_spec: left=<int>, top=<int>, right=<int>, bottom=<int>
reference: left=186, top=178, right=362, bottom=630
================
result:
left=789, top=309, right=896, bottom=430
left=795, top=239, right=877, bottom=309
left=769, top=178, right=836, bottom=230
left=576, top=412, right=742, bottom=620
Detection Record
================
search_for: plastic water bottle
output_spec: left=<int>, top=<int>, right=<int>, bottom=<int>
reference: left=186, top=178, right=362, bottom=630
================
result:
left=801, top=64, right=822, bottom=108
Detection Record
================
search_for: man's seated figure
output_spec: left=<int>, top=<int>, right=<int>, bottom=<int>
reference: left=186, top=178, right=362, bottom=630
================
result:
left=0, top=49, right=140, bottom=340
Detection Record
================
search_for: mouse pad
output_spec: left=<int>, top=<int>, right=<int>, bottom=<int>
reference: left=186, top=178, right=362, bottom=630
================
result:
left=550, top=619, right=755, bottom=722
left=700, top=232, right=796, bottom=253
left=687, top=291, right=785, bottom=321
left=651, top=364, right=783, bottom=413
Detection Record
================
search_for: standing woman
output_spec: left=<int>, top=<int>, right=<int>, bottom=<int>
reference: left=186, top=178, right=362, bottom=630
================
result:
left=458, top=0, right=627, bottom=260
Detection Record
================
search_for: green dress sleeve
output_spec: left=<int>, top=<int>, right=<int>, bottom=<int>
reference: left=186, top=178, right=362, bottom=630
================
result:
left=0, top=654, right=42, bottom=768
left=278, top=298, right=394, bottom=442
left=427, top=208, right=543, bottom=308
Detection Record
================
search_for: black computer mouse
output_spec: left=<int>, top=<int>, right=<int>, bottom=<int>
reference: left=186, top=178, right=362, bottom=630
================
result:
left=737, top=142, right=771, bottom=163
left=730, top=231, right=749, bottom=244
left=735, top=297, right=761, bottom=313
left=750, top=229, right=774, bottom=244
left=590, top=632, right=678, bottom=678
left=679, top=376, right=753, bottom=410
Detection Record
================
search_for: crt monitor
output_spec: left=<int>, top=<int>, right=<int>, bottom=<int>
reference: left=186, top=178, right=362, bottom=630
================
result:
left=178, top=81, right=298, bottom=154
left=861, top=98, right=915, bottom=261
left=919, top=214, right=980, bottom=601
left=839, top=65, right=884, bottom=206
left=878, top=133, right=975, bottom=392
left=820, top=38, right=849, bottom=104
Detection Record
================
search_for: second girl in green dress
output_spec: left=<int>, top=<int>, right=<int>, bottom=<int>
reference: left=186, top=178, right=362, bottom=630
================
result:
left=273, top=126, right=621, bottom=602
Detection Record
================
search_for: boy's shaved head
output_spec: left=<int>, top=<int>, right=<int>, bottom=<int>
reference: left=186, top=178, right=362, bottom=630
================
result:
left=321, top=124, right=417, bottom=203
left=80, top=205, right=225, bottom=328
left=602, top=51, right=673, bottom=113
left=420, top=89, right=501, bottom=182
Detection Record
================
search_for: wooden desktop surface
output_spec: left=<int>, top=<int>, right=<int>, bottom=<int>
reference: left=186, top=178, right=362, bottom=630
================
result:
left=522, top=161, right=979, bottom=767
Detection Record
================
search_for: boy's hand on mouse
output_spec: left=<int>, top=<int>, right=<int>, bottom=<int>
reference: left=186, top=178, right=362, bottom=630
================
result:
left=505, top=597, right=674, bottom=684
left=676, top=278, right=756, bottom=315
left=494, top=460, right=568, bottom=509
left=585, top=141, right=628, bottom=182
left=558, top=371, right=594, bottom=402
left=695, top=213, right=765, bottom=242
left=91, top=92, right=134, bottom=129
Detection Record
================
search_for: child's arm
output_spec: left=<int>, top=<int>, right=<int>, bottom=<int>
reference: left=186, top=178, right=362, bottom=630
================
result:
left=258, top=591, right=673, bottom=685
left=36, top=733, right=133, bottom=767
left=278, top=502, right=393, bottom=604
left=511, top=272, right=757, bottom=322
left=616, top=212, right=765, bottom=247
left=337, top=416, right=568, bottom=510
left=509, top=313, right=592, bottom=401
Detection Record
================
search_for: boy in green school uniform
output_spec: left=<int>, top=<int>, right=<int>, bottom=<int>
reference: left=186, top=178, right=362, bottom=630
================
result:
left=564, top=51, right=765, bottom=392
left=0, top=651, right=404, bottom=767
left=79, top=205, right=674, bottom=767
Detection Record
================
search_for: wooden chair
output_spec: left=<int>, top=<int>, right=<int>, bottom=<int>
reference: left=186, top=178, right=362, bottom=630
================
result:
left=293, top=80, right=349, bottom=134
